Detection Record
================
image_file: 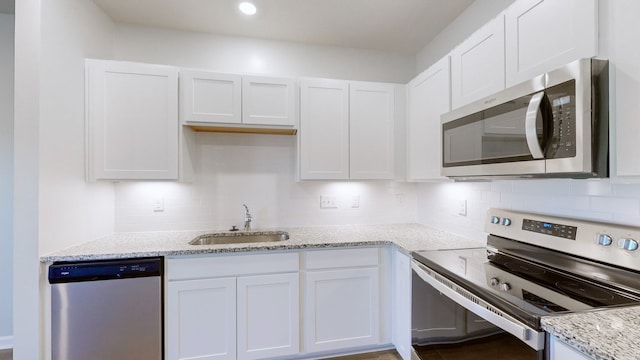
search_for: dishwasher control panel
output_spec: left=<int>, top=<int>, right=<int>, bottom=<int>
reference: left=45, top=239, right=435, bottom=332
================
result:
left=48, top=257, right=163, bottom=283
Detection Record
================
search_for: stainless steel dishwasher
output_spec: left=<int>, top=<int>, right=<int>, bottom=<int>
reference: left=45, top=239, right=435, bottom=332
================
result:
left=48, top=257, right=163, bottom=360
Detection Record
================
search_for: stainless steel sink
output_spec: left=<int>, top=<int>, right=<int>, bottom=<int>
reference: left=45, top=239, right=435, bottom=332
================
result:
left=188, top=231, right=289, bottom=245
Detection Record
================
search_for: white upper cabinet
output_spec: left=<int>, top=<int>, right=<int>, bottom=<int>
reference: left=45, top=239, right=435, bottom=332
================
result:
left=350, top=81, right=395, bottom=180
left=299, top=78, right=350, bottom=180
left=451, top=15, right=505, bottom=109
left=505, top=0, right=598, bottom=87
left=299, top=79, right=397, bottom=180
left=180, top=70, right=297, bottom=129
left=86, top=59, right=179, bottom=180
left=242, top=75, right=296, bottom=126
left=180, top=70, right=242, bottom=124
left=407, top=56, right=451, bottom=181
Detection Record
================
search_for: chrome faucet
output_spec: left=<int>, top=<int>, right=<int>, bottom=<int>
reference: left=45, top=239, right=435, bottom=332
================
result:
left=242, top=204, right=252, bottom=231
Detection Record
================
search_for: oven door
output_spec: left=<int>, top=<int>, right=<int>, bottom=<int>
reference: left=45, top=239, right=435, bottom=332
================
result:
left=411, top=260, right=546, bottom=360
left=441, top=74, right=549, bottom=178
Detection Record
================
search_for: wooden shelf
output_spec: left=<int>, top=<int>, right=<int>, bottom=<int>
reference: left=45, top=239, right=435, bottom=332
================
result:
left=186, top=124, right=297, bottom=135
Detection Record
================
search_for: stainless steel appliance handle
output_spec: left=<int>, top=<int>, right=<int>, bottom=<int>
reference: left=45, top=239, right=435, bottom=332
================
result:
left=525, top=91, right=545, bottom=159
left=411, top=260, right=544, bottom=351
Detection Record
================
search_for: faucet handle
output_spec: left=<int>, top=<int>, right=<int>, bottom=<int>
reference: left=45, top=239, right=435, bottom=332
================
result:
left=242, top=204, right=252, bottom=231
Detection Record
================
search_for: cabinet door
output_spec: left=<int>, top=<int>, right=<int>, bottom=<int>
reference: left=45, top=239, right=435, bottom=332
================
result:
left=167, top=278, right=237, bottom=360
left=505, top=0, right=597, bottom=87
left=549, top=336, right=592, bottom=360
left=86, top=59, right=178, bottom=180
left=180, top=70, right=242, bottom=124
left=611, top=0, right=640, bottom=178
left=451, top=15, right=505, bottom=109
left=237, top=273, right=300, bottom=360
left=350, top=82, right=395, bottom=180
left=304, top=267, right=380, bottom=353
left=242, top=75, right=296, bottom=127
left=299, top=79, right=349, bottom=180
left=407, top=56, right=451, bottom=181
left=392, top=251, right=412, bottom=360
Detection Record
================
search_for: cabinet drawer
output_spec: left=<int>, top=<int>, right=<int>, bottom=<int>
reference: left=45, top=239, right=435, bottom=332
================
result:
left=305, top=247, right=379, bottom=269
left=167, top=252, right=299, bottom=280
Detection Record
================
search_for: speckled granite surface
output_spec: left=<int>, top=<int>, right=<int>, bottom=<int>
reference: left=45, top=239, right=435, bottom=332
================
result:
left=543, top=306, right=640, bottom=360
left=40, top=223, right=485, bottom=262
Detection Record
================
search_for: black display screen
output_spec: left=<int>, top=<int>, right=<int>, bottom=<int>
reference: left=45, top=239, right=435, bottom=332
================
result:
left=522, top=218, right=577, bottom=240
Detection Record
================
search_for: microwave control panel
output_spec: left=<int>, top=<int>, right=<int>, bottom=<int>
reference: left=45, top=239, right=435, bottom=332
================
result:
left=546, top=80, right=577, bottom=159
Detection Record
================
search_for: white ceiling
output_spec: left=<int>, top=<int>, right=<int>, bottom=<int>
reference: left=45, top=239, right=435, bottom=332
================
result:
left=0, top=0, right=14, bottom=14
left=92, top=0, right=474, bottom=54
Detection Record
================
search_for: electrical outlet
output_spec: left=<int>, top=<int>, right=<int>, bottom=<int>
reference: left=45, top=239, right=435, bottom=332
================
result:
left=153, top=197, right=164, bottom=212
left=458, top=199, right=467, bottom=216
left=320, top=195, right=338, bottom=209
left=351, top=195, right=360, bottom=208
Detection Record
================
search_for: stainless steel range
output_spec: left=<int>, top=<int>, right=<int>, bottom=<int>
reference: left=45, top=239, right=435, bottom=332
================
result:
left=411, top=208, right=640, bottom=359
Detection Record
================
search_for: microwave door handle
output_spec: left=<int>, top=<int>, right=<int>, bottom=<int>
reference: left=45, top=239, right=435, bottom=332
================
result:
left=525, top=91, right=545, bottom=159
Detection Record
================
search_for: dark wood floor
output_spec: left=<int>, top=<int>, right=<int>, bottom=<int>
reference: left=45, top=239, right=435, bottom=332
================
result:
left=326, top=349, right=403, bottom=360
left=0, top=349, right=11, bottom=360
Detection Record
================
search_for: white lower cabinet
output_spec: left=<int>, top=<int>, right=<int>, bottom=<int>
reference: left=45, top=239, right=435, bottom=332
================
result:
left=236, top=273, right=300, bottom=360
left=167, top=277, right=237, bottom=360
left=166, top=248, right=389, bottom=360
left=303, top=248, right=382, bottom=353
left=391, top=251, right=411, bottom=360
left=549, top=336, right=593, bottom=360
left=304, top=268, right=380, bottom=352
left=166, top=253, right=300, bottom=360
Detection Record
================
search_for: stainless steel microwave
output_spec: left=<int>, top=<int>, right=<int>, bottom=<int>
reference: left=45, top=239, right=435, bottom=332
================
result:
left=441, top=58, right=608, bottom=179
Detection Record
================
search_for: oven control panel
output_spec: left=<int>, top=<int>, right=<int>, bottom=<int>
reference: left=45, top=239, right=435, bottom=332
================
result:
left=485, top=208, right=640, bottom=272
left=522, top=219, right=577, bottom=240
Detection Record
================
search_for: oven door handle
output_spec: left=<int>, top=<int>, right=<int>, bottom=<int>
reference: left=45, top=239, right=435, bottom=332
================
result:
left=525, top=91, right=546, bottom=159
left=411, top=260, right=544, bottom=351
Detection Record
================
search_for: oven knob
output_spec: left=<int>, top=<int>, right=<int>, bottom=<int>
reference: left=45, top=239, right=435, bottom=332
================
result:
left=490, top=277, right=500, bottom=286
left=619, top=238, right=639, bottom=251
left=491, top=216, right=501, bottom=224
left=596, top=234, right=613, bottom=246
left=501, top=218, right=512, bottom=226
left=499, top=283, right=511, bottom=291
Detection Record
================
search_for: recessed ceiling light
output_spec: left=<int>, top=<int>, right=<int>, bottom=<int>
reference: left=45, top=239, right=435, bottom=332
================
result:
left=239, top=1, right=257, bottom=16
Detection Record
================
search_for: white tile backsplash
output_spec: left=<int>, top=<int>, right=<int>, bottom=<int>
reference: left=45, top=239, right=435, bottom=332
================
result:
left=114, top=133, right=418, bottom=232
left=113, top=133, right=640, bottom=236
left=417, top=179, right=640, bottom=240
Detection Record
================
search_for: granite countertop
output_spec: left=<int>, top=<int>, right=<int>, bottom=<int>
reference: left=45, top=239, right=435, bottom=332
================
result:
left=542, top=306, right=640, bottom=360
left=40, top=223, right=485, bottom=262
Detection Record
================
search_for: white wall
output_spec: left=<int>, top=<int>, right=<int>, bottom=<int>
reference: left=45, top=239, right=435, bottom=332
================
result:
left=0, top=12, right=14, bottom=346
left=415, top=0, right=515, bottom=73
left=111, top=25, right=418, bottom=232
left=38, top=0, right=115, bottom=255
left=14, top=0, right=115, bottom=357
left=13, top=0, right=41, bottom=357
left=113, top=24, right=416, bottom=83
